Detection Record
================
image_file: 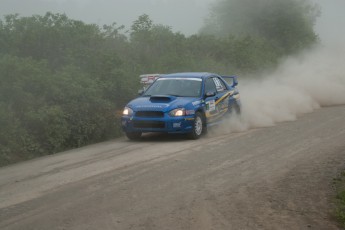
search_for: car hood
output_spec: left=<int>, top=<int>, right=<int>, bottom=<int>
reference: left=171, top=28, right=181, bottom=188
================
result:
left=127, top=95, right=199, bottom=112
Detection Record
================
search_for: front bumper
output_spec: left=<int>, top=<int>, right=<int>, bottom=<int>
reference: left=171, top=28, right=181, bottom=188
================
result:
left=121, top=115, right=195, bottom=133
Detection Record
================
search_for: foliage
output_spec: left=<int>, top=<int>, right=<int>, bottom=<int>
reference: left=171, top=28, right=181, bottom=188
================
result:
left=335, top=172, right=345, bottom=228
left=0, top=9, right=318, bottom=166
left=201, top=0, right=320, bottom=54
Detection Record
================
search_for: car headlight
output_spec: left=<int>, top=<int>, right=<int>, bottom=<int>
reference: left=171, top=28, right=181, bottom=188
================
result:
left=123, top=107, right=133, bottom=116
left=169, top=108, right=185, bottom=117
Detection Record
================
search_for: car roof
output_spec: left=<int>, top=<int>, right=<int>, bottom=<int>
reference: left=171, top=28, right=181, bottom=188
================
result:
left=160, top=72, right=217, bottom=79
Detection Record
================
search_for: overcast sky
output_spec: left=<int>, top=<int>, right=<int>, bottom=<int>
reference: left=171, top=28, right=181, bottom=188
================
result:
left=0, top=0, right=344, bottom=42
left=0, top=0, right=215, bottom=35
left=312, top=0, right=345, bottom=42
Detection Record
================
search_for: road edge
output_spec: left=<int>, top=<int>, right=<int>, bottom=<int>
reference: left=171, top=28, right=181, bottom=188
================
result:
left=334, top=170, right=345, bottom=229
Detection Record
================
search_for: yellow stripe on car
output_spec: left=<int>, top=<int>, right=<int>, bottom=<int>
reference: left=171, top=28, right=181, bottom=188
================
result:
left=215, top=92, right=232, bottom=105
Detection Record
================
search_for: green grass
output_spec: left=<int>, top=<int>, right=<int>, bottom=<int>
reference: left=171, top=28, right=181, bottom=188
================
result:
left=335, top=171, right=345, bottom=228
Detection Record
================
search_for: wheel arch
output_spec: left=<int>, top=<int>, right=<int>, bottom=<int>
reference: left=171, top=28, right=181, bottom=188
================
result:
left=195, top=108, right=207, bottom=126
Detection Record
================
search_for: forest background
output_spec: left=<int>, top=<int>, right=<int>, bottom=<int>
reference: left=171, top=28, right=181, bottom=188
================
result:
left=0, top=0, right=320, bottom=166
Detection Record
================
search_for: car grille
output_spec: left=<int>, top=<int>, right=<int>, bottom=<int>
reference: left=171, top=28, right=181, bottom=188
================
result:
left=133, top=121, right=165, bottom=129
left=135, top=111, right=164, bottom=118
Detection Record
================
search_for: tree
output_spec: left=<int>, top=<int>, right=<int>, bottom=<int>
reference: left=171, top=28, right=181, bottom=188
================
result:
left=201, top=0, right=320, bottom=54
left=130, top=14, right=153, bottom=35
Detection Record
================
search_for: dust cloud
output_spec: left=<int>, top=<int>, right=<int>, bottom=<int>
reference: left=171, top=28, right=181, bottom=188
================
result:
left=218, top=42, right=345, bottom=133
left=214, top=0, right=345, bottom=134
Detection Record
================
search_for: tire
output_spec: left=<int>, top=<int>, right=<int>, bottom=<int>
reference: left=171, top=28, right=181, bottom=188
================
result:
left=233, top=103, right=241, bottom=115
left=188, top=112, right=204, bottom=140
left=126, top=132, right=142, bottom=140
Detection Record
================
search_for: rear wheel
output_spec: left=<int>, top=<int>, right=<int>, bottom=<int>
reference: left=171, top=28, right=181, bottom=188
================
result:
left=188, top=112, right=204, bottom=140
left=229, top=102, right=241, bottom=116
left=232, top=103, right=241, bottom=115
left=125, top=132, right=142, bottom=140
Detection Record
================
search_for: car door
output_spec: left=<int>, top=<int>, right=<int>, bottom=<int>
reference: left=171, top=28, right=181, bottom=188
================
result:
left=204, top=76, right=230, bottom=123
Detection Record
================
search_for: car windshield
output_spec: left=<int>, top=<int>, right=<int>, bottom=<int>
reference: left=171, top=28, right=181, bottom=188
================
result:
left=143, top=78, right=202, bottom=97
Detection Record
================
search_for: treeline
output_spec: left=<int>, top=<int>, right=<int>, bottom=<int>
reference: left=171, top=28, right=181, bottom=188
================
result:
left=0, top=0, right=319, bottom=165
left=201, top=0, right=319, bottom=54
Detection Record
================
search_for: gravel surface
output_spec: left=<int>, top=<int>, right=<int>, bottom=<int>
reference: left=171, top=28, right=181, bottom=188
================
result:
left=0, top=105, right=345, bottom=230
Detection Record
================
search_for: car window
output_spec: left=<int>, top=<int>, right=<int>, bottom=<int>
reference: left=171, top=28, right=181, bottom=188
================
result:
left=213, top=77, right=227, bottom=92
left=205, top=78, right=217, bottom=93
left=144, top=78, right=202, bottom=97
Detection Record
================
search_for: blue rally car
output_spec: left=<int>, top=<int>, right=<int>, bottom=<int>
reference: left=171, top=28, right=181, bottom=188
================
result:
left=121, top=72, right=241, bottom=140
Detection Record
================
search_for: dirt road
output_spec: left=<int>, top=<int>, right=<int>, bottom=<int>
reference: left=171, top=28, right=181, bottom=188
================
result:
left=1, top=105, right=345, bottom=230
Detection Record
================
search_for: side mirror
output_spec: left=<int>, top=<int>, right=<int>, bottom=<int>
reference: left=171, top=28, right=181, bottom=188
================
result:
left=205, top=91, right=216, bottom=98
left=138, top=89, right=144, bottom=95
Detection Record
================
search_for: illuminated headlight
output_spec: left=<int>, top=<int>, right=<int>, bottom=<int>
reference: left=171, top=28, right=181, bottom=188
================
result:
left=123, top=107, right=133, bottom=116
left=169, top=108, right=185, bottom=117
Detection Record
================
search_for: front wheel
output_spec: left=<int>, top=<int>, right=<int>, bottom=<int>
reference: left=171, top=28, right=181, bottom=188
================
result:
left=188, top=112, right=204, bottom=140
left=125, top=132, right=142, bottom=140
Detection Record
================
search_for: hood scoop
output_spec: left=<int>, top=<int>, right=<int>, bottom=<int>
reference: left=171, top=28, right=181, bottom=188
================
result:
left=150, top=95, right=176, bottom=103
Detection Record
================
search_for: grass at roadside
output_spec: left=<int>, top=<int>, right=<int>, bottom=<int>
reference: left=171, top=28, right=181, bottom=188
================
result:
left=335, top=171, right=345, bottom=228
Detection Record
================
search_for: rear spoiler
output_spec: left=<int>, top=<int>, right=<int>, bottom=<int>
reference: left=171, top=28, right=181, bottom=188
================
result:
left=140, top=74, right=161, bottom=84
left=221, top=76, right=239, bottom=87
